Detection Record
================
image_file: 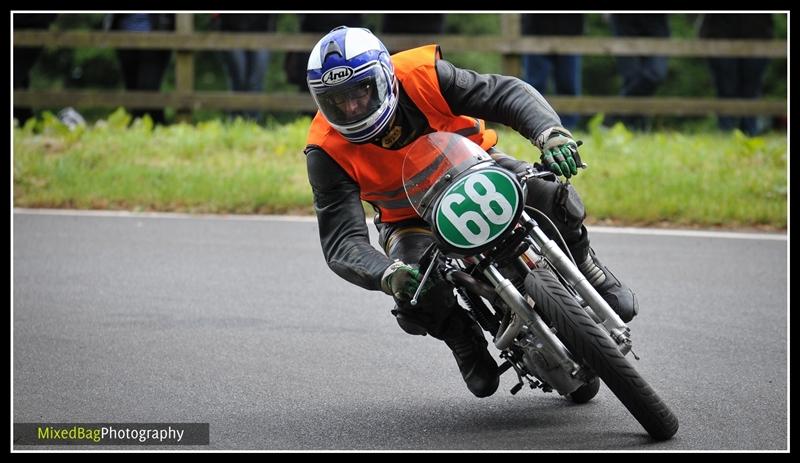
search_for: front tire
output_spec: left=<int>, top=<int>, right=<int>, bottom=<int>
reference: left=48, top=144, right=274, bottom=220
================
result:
left=525, top=268, right=679, bottom=440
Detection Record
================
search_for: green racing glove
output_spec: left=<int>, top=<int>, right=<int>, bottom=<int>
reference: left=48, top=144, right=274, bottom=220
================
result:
left=536, top=126, right=582, bottom=179
left=381, top=261, right=427, bottom=302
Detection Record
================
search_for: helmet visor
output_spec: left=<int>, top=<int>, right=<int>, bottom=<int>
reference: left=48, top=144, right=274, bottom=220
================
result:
left=313, top=72, right=387, bottom=126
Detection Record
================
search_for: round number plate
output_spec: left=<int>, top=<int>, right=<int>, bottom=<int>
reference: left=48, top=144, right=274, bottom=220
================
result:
left=434, top=168, right=520, bottom=250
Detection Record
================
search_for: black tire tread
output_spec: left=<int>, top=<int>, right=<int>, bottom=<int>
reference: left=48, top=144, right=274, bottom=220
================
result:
left=525, top=268, right=678, bottom=440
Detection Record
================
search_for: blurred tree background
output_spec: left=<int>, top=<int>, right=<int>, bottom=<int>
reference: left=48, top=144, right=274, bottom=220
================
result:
left=22, top=13, right=787, bottom=131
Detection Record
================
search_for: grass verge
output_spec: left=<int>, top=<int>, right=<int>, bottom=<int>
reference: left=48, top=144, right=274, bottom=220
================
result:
left=14, top=110, right=787, bottom=230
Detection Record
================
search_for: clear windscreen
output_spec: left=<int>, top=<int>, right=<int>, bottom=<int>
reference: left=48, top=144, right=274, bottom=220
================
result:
left=401, top=132, right=493, bottom=219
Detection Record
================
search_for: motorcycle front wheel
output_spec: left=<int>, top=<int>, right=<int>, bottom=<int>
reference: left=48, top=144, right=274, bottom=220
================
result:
left=524, top=268, right=679, bottom=440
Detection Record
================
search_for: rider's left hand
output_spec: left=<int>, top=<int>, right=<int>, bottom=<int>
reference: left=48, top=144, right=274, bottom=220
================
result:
left=381, top=261, right=425, bottom=302
left=537, top=127, right=582, bottom=179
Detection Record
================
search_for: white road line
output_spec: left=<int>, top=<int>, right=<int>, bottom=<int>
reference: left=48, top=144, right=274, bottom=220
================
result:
left=13, top=208, right=787, bottom=241
left=12, top=208, right=319, bottom=222
left=584, top=225, right=787, bottom=241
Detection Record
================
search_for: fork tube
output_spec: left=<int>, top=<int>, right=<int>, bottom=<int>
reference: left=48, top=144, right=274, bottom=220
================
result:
left=523, top=212, right=629, bottom=337
left=482, top=264, right=576, bottom=367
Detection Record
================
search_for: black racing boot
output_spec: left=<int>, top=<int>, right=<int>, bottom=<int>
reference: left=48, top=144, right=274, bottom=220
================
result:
left=437, top=309, right=500, bottom=398
left=577, top=247, right=639, bottom=322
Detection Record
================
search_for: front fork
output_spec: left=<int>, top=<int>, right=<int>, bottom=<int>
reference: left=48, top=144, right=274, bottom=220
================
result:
left=473, top=211, right=635, bottom=394
left=523, top=212, right=633, bottom=354
left=480, top=262, right=586, bottom=395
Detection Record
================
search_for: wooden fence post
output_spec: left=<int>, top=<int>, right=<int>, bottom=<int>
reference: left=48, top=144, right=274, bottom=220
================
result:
left=174, top=14, right=194, bottom=123
left=500, top=13, right=522, bottom=78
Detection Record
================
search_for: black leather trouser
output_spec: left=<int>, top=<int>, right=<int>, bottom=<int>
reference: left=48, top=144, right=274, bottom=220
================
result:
left=377, top=221, right=460, bottom=338
left=523, top=174, right=591, bottom=264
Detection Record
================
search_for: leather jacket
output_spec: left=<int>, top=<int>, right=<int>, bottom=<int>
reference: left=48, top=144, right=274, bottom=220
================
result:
left=305, top=59, right=562, bottom=291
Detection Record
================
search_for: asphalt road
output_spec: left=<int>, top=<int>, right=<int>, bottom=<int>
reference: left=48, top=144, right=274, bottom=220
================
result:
left=12, top=210, right=788, bottom=451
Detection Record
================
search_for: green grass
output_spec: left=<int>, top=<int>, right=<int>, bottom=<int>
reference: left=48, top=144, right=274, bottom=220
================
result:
left=492, top=117, right=787, bottom=229
left=13, top=110, right=787, bottom=230
left=14, top=109, right=313, bottom=215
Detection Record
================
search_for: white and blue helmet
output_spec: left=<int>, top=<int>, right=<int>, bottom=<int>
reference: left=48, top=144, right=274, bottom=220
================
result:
left=307, top=26, right=399, bottom=144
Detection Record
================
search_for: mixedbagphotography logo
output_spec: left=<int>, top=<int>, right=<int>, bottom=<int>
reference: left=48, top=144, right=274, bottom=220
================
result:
left=14, top=423, right=209, bottom=445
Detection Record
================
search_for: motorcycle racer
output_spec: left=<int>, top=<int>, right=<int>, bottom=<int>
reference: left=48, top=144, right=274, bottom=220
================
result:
left=304, top=26, right=638, bottom=398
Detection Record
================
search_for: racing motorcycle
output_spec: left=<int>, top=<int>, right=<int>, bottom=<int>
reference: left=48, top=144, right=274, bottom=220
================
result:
left=401, top=132, right=679, bottom=441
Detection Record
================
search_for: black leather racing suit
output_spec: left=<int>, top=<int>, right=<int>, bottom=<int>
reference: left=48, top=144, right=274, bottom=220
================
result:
left=304, top=59, right=590, bottom=335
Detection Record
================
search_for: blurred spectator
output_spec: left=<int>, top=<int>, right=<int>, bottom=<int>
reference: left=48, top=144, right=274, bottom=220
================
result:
left=520, top=14, right=583, bottom=129
left=284, top=14, right=364, bottom=94
left=57, top=107, right=87, bottom=131
left=104, top=14, right=175, bottom=125
left=381, top=13, right=445, bottom=53
left=13, top=13, right=58, bottom=124
left=608, top=14, right=670, bottom=131
left=700, top=13, right=774, bottom=136
left=212, top=14, right=277, bottom=122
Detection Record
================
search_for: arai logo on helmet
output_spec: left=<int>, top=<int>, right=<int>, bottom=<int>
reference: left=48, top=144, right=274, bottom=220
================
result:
left=321, top=67, right=354, bottom=86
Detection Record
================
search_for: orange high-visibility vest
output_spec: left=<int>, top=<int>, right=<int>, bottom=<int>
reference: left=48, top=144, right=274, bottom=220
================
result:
left=306, top=44, right=498, bottom=223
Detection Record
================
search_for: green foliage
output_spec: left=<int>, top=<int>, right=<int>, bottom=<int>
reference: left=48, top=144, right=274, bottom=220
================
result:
left=493, top=123, right=786, bottom=228
left=14, top=110, right=315, bottom=214
left=445, top=13, right=499, bottom=35
left=13, top=112, right=787, bottom=229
